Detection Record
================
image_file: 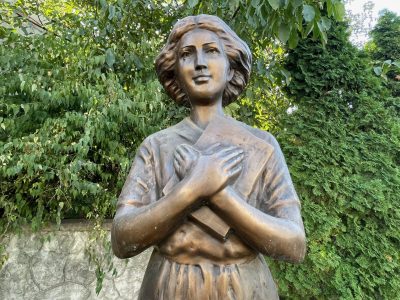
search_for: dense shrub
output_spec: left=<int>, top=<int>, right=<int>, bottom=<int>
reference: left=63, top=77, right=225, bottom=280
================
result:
left=267, top=22, right=400, bottom=299
left=0, top=0, right=192, bottom=232
left=368, top=10, right=400, bottom=98
left=1, top=1, right=338, bottom=284
left=2, top=0, right=342, bottom=232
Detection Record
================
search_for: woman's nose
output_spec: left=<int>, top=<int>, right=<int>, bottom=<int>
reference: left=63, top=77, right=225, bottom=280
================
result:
left=195, top=51, right=207, bottom=70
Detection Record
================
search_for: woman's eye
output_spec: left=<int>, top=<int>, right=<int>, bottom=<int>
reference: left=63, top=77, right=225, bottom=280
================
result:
left=207, top=48, right=219, bottom=54
left=181, top=52, right=191, bottom=59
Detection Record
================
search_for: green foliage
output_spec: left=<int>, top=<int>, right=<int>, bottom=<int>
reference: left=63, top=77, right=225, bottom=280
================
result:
left=0, top=0, right=183, bottom=234
left=369, top=10, right=400, bottom=63
left=0, top=1, right=190, bottom=292
left=0, top=0, right=343, bottom=233
left=85, top=221, right=119, bottom=294
left=367, top=10, right=400, bottom=98
left=188, top=0, right=345, bottom=46
left=267, top=21, right=400, bottom=298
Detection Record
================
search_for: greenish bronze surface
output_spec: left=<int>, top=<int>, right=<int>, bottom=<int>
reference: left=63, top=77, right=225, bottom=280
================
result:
left=111, top=14, right=306, bottom=300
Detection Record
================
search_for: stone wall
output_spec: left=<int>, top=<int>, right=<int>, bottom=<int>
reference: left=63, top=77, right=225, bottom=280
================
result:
left=0, top=220, right=151, bottom=300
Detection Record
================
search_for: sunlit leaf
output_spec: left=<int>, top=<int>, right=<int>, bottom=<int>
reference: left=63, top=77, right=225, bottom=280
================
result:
left=373, top=66, right=382, bottom=75
left=292, top=0, right=302, bottom=9
left=105, top=48, right=115, bottom=67
left=267, top=0, right=280, bottom=10
left=333, top=2, right=345, bottom=21
left=188, top=0, right=199, bottom=8
left=303, top=5, right=315, bottom=22
left=288, top=30, right=299, bottom=49
left=108, top=5, right=115, bottom=20
left=278, top=23, right=290, bottom=43
left=321, top=17, right=332, bottom=31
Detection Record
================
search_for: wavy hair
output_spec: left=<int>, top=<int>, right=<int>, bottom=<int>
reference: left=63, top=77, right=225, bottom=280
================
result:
left=155, top=14, right=252, bottom=106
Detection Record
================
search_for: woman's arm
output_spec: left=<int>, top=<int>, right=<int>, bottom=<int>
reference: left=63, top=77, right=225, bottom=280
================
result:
left=172, top=140, right=306, bottom=262
left=112, top=176, right=198, bottom=258
left=111, top=143, right=244, bottom=258
left=209, top=186, right=306, bottom=263
left=209, top=134, right=306, bottom=263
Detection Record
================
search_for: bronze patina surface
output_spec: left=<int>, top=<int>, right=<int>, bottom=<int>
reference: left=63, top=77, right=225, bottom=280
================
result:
left=111, top=14, right=306, bottom=300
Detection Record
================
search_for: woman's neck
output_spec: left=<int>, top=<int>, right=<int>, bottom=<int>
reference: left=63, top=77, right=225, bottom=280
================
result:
left=190, top=102, right=224, bottom=129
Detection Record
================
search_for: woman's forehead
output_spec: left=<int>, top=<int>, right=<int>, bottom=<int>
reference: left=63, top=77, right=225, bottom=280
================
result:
left=179, top=28, right=223, bottom=49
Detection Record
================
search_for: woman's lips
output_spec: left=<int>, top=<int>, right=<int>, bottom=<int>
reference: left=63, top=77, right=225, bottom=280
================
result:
left=193, top=75, right=211, bottom=83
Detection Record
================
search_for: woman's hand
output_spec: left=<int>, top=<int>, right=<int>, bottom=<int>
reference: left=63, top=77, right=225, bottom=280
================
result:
left=174, top=143, right=244, bottom=198
left=173, top=144, right=199, bottom=179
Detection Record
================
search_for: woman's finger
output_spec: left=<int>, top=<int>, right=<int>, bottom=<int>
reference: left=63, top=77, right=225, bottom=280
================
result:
left=181, top=143, right=196, bottom=153
left=223, top=153, right=244, bottom=170
left=216, top=146, right=243, bottom=158
left=205, top=143, right=221, bottom=154
left=177, top=145, right=195, bottom=161
left=174, top=157, right=185, bottom=177
left=220, top=149, right=244, bottom=164
left=173, top=157, right=180, bottom=170
left=175, top=147, right=187, bottom=161
left=182, top=144, right=199, bottom=159
left=179, top=144, right=191, bottom=155
left=228, top=164, right=243, bottom=178
left=174, top=154, right=184, bottom=166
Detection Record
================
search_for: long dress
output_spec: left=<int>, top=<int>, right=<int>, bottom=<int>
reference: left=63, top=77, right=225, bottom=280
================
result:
left=117, top=115, right=302, bottom=300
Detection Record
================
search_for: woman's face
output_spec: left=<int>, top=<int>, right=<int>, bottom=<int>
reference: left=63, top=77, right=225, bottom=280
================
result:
left=176, top=28, right=233, bottom=105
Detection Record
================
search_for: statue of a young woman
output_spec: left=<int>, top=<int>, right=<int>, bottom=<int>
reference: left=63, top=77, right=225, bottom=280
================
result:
left=111, top=14, right=306, bottom=300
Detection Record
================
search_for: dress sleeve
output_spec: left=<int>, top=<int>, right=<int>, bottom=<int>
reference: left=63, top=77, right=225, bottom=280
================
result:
left=116, top=138, right=158, bottom=209
left=260, top=135, right=303, bottom=226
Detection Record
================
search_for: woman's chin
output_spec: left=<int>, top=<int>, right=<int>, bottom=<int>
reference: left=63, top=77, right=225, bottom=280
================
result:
left=189, top=97, right=221, bottom=106
left=188, top=90, right=224, bottom=106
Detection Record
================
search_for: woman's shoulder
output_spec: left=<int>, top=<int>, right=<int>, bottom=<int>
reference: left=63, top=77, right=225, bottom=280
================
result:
left=227, top=117, right=280, bottom=148
left=141, top=117, right=199, bottom=149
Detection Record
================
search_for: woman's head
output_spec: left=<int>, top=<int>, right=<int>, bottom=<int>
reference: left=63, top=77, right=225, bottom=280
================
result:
left=155, top=14, right=252, bottom=106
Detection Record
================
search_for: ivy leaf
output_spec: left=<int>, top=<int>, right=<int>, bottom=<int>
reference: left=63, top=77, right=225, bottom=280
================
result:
left=327, top=0, right=333, bottom=17
left=105, top=48, right=115, bottom=67
left=131, top=53, right=143, bottom=70
left=303, top=5, right=315, bottom=22
left=373, top=66, right=382, bottom=76
left=334, top=2, right=345, bottom=21
left=188, top=0, right=199, bottom=8
left=289, top=30, right=299, bottom=49
left=278, top=23, right=290, bottom=43
left=99, top=0, right=107, bottom=8
left=268, top=0, right=280, bottom=10
left=292, top=0, right=302, bottom=9
left=251, top=0, right=260, bottom=9
left=108, top=5, right=115, bottom=20
left=280, top=68, right=291, bottom=86
left=321, top=17, right=332, bottom=31
left=303, top=22, right=314, bottom=38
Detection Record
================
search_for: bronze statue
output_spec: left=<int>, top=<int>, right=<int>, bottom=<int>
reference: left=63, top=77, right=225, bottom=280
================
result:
left=111, top=14, right=306, bottom=300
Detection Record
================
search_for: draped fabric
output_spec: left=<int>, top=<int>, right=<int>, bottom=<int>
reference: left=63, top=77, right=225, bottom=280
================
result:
left=117, top=116, right=302, bottom=299
left=138, top=251, right=279, bottom=300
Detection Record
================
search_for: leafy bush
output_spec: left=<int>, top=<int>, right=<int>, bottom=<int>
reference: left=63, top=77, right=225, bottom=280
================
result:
left=0, top=1, right=185, bottom=233
left=267, top=22, right=400, bottom=299
left=1, top=0, right=342, bottom=233
left=367, top=10, right=400, bottom=98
